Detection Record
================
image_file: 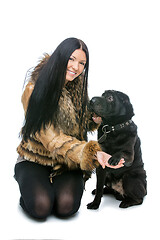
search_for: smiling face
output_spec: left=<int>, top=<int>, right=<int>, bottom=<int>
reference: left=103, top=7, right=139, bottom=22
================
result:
left=66, top=49, right=86, bottom=82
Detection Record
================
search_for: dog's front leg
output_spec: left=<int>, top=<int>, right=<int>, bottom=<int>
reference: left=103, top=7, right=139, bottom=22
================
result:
left=87, top=167, right=106, bottom=209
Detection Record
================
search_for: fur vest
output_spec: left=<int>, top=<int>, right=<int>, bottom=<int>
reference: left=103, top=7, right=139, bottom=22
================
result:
left=17, top=54, right=101, bottom=180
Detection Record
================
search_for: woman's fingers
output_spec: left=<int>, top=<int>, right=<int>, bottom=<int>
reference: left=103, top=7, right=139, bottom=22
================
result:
left=96, top=151, right=125, bottom=169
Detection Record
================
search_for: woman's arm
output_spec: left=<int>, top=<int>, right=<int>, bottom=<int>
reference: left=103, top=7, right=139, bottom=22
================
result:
left=35, top=126, right=101, bottom=171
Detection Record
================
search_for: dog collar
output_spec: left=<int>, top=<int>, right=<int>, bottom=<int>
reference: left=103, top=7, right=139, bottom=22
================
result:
left=98, top=120, right=133, bottom=144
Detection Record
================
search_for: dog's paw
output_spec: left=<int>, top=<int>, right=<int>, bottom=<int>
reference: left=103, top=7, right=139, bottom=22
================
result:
left=87, top=201, right=100, bottom=210
left=108, top=156, right=121, bottom=166
left=119, top=199, right=143, bottom=208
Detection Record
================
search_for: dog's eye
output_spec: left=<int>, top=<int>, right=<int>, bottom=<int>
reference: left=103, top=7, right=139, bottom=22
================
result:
left=107, top=95, right=114, bottom=102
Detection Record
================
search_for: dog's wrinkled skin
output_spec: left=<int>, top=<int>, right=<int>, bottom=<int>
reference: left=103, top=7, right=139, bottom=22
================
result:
left=87, top=90, right=147, bottom=209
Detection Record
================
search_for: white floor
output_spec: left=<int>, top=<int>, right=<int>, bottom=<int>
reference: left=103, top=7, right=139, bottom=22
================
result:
left=1, top=1, right=160, bottom=239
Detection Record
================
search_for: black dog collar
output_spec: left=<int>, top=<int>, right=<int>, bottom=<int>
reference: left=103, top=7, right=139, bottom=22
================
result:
left=98, top=120, right=133, bottom=144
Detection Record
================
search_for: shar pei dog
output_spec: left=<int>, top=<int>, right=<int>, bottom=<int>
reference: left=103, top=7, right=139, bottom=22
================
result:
left=87, top=90, right=147, bottom=209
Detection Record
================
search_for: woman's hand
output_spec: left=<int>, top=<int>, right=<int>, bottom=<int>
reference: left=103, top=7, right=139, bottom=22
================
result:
left=96, top=151, right=125, bottom=169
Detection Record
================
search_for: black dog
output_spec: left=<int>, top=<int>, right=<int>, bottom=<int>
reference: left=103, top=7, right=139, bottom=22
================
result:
left=87, top=90, right=147, bottom=209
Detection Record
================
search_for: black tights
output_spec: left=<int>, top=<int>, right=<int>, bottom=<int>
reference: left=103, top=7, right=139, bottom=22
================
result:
left=14, top=161, right=84, bottom=219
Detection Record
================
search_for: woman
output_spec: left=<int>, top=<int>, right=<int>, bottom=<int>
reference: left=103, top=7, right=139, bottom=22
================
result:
left=15, top=38, right=124, bottom=220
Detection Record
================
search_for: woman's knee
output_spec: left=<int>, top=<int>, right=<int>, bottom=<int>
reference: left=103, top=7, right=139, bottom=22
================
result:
left=20, top=192, right=53, bottom=220
left=34, top=194, right=52, bottom=219
left=55, top=192, right=81, bottom=218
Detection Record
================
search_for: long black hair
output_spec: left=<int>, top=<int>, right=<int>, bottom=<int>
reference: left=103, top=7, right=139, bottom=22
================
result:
left=22, top=37, right=89, bottom=141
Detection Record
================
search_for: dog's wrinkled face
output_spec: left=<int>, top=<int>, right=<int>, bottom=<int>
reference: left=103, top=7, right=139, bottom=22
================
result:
left=90, top=90, right=134, bottom=124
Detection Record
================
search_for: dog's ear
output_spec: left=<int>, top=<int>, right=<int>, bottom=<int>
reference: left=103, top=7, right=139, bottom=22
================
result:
left=116, top=91, right=130, bottom=104
left=116, top=91, right=135, bottom=118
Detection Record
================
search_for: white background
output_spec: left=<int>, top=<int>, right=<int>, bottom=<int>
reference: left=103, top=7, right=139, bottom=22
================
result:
left=0, top=0, right=160, bottom=239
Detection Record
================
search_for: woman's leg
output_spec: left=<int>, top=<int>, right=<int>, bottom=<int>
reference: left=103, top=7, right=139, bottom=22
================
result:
left=53, top=169, right=84, bottom=218
left=14, top=161, right=55, bottom=220
left=15, top=162, right=84, bottom=219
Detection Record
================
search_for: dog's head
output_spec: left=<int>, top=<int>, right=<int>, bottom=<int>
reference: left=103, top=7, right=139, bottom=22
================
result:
left=90, top=90, right=134, bottom=125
